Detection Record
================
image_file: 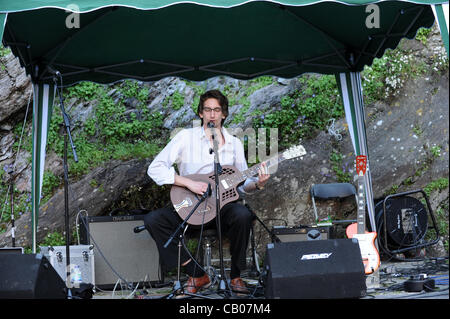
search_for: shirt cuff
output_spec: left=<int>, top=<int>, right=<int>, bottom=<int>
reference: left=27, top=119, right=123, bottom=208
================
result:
left=147, top=165, right=176, bottom=186
left=238, top=176, right=259, bottom=194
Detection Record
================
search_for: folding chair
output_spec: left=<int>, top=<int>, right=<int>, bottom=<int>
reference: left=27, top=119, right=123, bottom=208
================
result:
left=310, top=183, right=358, bottom=224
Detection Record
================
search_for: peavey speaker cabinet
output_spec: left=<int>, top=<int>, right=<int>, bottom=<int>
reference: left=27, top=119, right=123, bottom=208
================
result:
left=264, top=239, right=366, bottom=299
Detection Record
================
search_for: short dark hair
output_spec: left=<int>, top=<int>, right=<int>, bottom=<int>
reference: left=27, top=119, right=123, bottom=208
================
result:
left=197, top=90, right=229, bottom=125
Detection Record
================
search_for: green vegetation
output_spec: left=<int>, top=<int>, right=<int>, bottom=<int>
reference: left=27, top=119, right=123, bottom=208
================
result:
left=41, top=171, right=61, bottom=203
left=415, top=27, right=432, bottom=45
left=361, top=48, right=427, bottom=103
left=430, top=145, right=442, bottom=158
left=253, top=74, right=344, bottom=149
left=424, top=178, right=449, bottom=197
left=423, top=178, right=449, bottom=253
left=46, top=81, right=166, bottom=184
left=0, top=45, right=11, bottom=57
left=0, top=45, right=11, bottom=71
left=39, top=231, right=66, bottom=248
left=329, top=150, right=352, bottom=183
left=187, top=81, right=207, bottom=114
left=433, top=205, right=449, bottom=252
left=232, top=76, right=274, bottom=125
left=0, top=81, right=167, bottom=220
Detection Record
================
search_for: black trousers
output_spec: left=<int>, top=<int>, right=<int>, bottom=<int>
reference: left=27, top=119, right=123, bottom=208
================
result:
left=144, top=201, right=253, bottom=279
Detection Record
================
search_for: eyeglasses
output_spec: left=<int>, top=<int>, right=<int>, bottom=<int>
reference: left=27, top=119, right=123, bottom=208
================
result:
left=203, top=107, right=222, bottom=113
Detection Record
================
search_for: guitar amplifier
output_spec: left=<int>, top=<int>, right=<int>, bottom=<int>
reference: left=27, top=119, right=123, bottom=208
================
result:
left=79, top=214, right=161, bottom=289
left=272, top=225, right=333, bottom=243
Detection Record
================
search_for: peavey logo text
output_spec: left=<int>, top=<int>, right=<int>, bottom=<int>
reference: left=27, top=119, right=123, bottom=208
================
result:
left=300, top=253, right=333, bottom=260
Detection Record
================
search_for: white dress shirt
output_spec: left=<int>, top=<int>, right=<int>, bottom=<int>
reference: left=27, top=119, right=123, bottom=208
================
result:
left=148, top=126, right=257, bottom=193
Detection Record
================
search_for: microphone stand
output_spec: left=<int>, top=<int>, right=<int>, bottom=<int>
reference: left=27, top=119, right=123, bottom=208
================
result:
left=163, top=186, right=214, bottom=299
left=163, top=185, right=211, bottom=250
left=7, top=167, right=16, bottom=247
left=53, top=74, right=78, bottom=299
left=208, top=123, right=232, bottom=297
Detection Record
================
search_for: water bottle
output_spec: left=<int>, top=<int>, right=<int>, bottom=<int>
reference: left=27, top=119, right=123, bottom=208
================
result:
left=70, top=264, right=82, bottom=286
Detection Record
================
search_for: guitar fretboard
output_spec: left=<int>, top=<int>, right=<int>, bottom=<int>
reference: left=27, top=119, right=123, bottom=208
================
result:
left=357, top=175, right=366, bottom=234
left=241, top=154, right=283, bottom=180
left=217, top=144, right=304, bottom=190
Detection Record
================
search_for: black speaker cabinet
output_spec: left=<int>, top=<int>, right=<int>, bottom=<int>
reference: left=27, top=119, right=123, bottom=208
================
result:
left=80, top=214, right=161, bottom=289
left=0, top=254, right=67, bottom=299
left=264, top=239, right=366, bottom=299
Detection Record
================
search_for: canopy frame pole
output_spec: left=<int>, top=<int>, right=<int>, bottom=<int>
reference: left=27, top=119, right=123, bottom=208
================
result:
left=40, top=57, right=299, bottom=82
left=247, top=62, right=299, bottom=78
left=94, top=59, right=195, bottom=80
left=4, top=23, right=28, bottom=67
left=373, top=6, right=423, bottom=60
left=37, top=8, right=118, bottom=81
left=200, top=57, right=297, bottom=78
left=355, top=6, right=425, bottom=65
left=1, top=40, right=34, bottom=72
left=40, top=63, right=91, bottom=82
left=302, top=49, right=348, bottom=70
left=30, top=81, right=56, bottom=253
left=281, top=6, right=352, bottom=69
left=432, top=3, right=449, bottom=55
left=302, top=63, right=347, bottom=70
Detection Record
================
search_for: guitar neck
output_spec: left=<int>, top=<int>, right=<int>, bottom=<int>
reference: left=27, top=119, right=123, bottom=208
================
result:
left=241, top=153, right=284, bottom=181
left=222, top=144, right=305, bottom=188
left=356, top=175, right=366, bottom=234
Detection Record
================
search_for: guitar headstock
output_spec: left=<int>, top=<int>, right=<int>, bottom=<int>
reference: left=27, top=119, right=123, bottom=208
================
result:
left=282, top=144, right=306, bottom=160
left=356, top=155, right=367, bottom=176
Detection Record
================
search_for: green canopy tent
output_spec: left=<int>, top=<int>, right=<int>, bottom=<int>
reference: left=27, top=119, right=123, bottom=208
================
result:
left=0, top=0, right=448, bottom=253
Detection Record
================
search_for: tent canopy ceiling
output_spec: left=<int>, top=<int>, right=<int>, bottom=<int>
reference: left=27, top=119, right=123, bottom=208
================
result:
left=1, top=0, right=439, bottom=86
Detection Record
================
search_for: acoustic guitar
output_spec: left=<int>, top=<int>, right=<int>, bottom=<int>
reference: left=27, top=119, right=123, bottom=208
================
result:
left=346, top=155, right=380, bottom=274
left=170, top=144, right=306, bottom=225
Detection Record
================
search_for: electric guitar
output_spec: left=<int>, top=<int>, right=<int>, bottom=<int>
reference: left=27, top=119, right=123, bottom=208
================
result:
left=170, top=144, right=306, bottom=225
left=345, top=155, right=380, bottom=275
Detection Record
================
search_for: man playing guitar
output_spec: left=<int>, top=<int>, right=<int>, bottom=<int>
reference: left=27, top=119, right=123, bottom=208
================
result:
left=144, top=90, right=270, bottom=295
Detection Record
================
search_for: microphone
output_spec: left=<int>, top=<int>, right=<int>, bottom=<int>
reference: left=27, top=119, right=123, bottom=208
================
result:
left=208, top=121, right=216, bottom=154
left=47, top=66, right=61, bottom=76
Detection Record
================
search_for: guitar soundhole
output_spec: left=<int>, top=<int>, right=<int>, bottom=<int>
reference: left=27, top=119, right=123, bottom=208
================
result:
left=222, top=168, right=235, bottom=175
left=209, top=167, right=236, bottom=180
left=222, top=189, right=237, bottom=201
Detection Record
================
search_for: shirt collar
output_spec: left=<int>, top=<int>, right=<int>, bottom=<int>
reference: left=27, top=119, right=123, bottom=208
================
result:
left=200, top=125, right=232, bottom=145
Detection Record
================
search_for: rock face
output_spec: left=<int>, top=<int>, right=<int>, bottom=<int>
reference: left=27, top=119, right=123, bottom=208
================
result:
left=6, top=159, right=153, bottom=247
left=0, top=28, right=448, bottom=259
left=0, top=51, right=32, bottom=123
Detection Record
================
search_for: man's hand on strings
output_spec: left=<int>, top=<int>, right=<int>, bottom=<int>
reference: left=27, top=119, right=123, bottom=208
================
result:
left=257, top=161, right=270, bottom=189
left=187, top=180, right=209, bottom=196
